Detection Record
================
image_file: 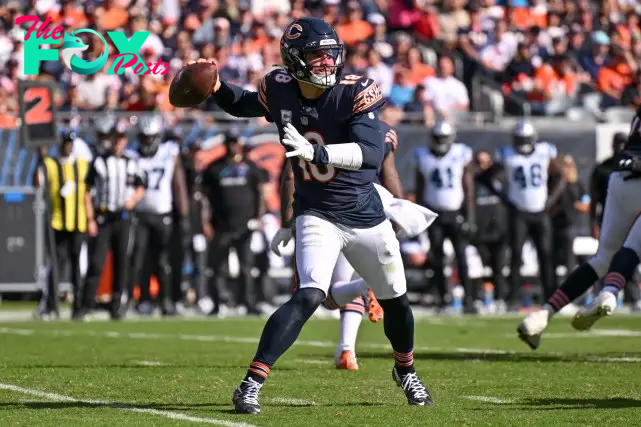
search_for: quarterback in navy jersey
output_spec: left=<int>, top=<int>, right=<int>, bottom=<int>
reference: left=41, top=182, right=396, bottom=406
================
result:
left=189, top=17, right=432, bottom=414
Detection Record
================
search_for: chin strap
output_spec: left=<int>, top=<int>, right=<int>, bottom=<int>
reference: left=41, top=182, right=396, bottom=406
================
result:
left=323, top=143, right=363, bottom=170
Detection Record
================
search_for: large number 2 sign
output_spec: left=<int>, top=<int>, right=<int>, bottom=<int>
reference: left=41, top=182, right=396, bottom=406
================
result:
left=23, top=87, right=53, bottom=125
left=298, top=131, right=336, bottom=182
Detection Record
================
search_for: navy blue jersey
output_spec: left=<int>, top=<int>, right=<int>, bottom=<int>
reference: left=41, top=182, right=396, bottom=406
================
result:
left=214, top=70, right=387, bottom=228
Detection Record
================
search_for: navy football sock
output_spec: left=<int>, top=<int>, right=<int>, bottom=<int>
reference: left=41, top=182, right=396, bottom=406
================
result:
left=602, top=247, right=640, bottom=294
left=244, top=288, right=325, bottom=384
left=546, top=263, right=599, bottom=312
left=377, top=294, right=416, bottom=375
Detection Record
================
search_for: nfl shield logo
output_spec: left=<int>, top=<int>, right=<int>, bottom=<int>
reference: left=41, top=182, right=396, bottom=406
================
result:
left=281, top=110, right=292, bottom=124
left=301, top=116, right=308, bottom=125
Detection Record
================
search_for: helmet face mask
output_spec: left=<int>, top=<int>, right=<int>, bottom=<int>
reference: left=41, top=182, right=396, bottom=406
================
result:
left=138, top=116, right=164, bottom=157
left=513, top=120, right=536, bottom=155
left=429, top=121, right=454, bottom=155
left=139, top=134, right=161, bottom=157
left=281, top=18, right=345, bottom=89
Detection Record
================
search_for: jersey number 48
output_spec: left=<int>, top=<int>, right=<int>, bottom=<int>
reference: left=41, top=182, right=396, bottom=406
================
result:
left=513, top=164, right=542, bottom=189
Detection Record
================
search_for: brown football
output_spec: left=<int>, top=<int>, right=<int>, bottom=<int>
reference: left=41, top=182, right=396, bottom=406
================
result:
left=169, top=62, right=218, bottom=108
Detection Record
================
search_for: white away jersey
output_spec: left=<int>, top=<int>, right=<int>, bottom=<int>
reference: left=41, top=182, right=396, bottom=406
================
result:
left=136, top=142, right=179, bottom=214
left=415, top=143, right=473, bottom=211
left=496, top=142, right=557, bottom=213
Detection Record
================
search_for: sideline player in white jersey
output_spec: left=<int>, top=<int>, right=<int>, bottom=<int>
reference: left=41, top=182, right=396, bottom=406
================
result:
left=129, top=116, right=190, bottom=316
left=518, top=105, right=641, bottom=349
left=415, top=121, right=477, bottom=313
left=490, top=120, right=563, bottom=309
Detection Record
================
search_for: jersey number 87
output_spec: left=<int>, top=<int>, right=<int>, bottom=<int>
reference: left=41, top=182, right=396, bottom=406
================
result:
left=298, top=131, right=337, bottom=182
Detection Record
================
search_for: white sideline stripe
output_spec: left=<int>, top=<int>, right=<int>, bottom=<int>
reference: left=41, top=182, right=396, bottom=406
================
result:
left=462, top=395, right=512, bottom=404
left=0, top=383, right=256, bottom=427
left=0, top=327, right=511, bottom=355
left=269, top=397, right=314, bottom=406
left=135, top=360, right=165, bottom=366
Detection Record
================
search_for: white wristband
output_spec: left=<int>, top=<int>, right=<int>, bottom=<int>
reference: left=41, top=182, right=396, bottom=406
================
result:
left=324, top=143, right=363, bottom=170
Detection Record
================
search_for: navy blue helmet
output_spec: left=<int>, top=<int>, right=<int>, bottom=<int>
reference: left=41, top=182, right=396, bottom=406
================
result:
left=280, top=17, right=345, bottom=89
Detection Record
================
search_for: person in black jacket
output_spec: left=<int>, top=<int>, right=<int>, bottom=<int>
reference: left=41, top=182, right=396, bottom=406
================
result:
left=201, top=131, right=267, bottom=315
left=549, top=154, right=590, bottom=273
left=472, top=151, right=509, bottom=312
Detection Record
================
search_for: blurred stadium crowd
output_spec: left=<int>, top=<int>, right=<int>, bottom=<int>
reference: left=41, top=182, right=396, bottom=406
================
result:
left=0, top=0, right=640, bottom=127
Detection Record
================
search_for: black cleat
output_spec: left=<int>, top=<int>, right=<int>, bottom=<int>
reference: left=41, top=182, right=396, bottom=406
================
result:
left=392, top=366, right=433, bottom=406
left=232, top=378, right=263, bottom=414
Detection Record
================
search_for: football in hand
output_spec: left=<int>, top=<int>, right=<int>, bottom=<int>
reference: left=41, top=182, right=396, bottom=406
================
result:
left=169, top=62, right=218, bottom=108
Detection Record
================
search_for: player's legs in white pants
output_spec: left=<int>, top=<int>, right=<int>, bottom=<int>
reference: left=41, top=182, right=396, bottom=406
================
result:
left=573, top=201, right=641, bottom=330
left=235, top=214, right=431, bottom=413
left=520, top=172, right=641, bottom=347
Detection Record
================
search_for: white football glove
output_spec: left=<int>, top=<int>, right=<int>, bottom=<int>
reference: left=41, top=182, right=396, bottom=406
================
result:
left=282, top=123, right=314, bottom=161
left=270, top=227, right=293, bottom=256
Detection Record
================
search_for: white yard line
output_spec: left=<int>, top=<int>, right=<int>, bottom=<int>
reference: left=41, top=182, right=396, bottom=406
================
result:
left=293, top=359, right=329, bottom=365
left=0, top=383, right=256, bottom=427
left=0, top=327, right=507, bottom=354
left=583, top=356, right=641, bottom=362
left=3, top=327, right=639, bottom=363
left=135, top=360, right=165, bottom=367
left=462, top=395, right=512, bottom=404
left=543, top=329, right=641, bottom=338
left=269, top=397, right=314, bottom=406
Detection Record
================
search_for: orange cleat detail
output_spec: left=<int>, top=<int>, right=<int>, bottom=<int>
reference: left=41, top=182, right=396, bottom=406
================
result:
left=335, top=350, right=359, bottom=371
left=367, top=289, right=384, bottom=323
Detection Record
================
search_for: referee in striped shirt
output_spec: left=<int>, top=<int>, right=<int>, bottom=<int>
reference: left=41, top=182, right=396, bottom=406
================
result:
left=78, top=120, right=145, bottom=320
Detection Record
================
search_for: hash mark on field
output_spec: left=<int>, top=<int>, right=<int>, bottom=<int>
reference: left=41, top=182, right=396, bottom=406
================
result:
left=135, top=360, right=165, bottom=366
left=269, top=397, right=314, bottom=406
left=0, top=383, right=256, bottom=427
left=463, top=395, right=512, bottom=404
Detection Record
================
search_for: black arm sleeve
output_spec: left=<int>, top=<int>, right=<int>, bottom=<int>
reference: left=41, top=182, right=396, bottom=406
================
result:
left=212, top=81, right=268, bottom=118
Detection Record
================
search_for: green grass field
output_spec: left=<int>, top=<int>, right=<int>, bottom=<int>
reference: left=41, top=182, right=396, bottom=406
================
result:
left=0, top=314, right=640, bottom=426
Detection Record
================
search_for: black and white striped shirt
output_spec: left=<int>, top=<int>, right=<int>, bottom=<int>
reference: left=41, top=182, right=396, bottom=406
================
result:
left=85, top=154, right=144, bottom=213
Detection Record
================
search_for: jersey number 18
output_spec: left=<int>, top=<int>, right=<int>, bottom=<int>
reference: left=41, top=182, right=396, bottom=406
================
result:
left=298, top=131, right=336, bottom=182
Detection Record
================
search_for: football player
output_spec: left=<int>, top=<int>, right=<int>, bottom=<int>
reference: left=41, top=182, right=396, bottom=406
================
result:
left=129, top=116, right=190, bottom=316
left=192, top=17, right=433, bottom=413
left=415, top=121, right=477, bottom=313
left=493, top=121, right=563, bottom=309
left=518, top=107, right=641, bottom=347
left=273, top=122, right=402, bottom=371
